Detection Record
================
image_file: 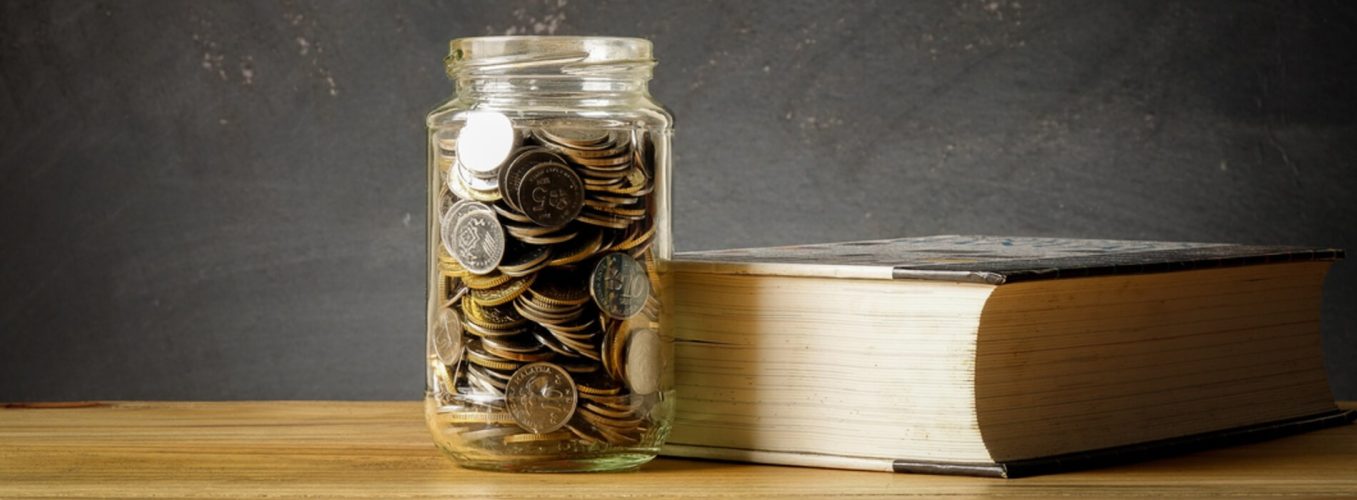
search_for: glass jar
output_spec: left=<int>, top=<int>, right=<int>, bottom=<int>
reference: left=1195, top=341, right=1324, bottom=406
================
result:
left=423, top=36, right=673, bottom=472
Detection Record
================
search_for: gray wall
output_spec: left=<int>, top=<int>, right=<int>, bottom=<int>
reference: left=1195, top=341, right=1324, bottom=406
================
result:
left=2, top=0, right=1354, bottom=400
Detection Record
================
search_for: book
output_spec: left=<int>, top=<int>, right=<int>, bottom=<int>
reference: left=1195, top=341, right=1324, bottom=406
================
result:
left=660, top=235, right=1351, bottom=477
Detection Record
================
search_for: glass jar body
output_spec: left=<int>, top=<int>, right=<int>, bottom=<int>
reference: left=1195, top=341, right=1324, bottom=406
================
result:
left=423, top=37, right=673, bottom=472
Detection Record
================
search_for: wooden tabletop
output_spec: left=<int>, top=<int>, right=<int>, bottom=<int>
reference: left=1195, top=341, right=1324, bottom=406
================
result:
left=2, top=402, right=1354, bottom=498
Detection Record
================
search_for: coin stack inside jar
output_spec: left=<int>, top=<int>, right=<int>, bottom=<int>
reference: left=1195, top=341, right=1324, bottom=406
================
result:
left=428, top=110, right=664, bottom=456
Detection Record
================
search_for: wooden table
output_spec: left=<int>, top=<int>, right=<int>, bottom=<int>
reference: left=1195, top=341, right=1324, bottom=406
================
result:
left=2, top=402, right=1354, bottom=498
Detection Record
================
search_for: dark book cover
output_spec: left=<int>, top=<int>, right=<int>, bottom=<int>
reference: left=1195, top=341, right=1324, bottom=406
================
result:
left=678, top=235, right=1344, bottom=284
left=893, top=409, right=1356, bottom=478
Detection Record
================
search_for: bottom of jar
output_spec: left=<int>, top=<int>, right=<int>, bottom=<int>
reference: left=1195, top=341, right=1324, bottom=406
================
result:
left=436, top=445, right=658, bottom=473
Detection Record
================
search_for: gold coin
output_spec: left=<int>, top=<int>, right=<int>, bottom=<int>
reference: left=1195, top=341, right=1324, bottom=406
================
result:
left=577, top=212, right=630, bottom=229
left=482, top=343, right=553, bottom=363
left=437, top=410, right=517, bottom=425
left=579, top=406, right=643, bottom=430
left=591, top=192, right=640, bottom=204
left=569, top=151, right=632, bottom=167
left=593, top=424, right=641, bottom=446
left=602, top=325, right=630, bottom=381
left=566, top=422, right=606, bottom=445
left=461, top=299, right=526, bottom=328
left=546, top=229, right=603, bottom=267
left=513, top=298, right=585, bottom=326
left=592, top=168, right=651, bottom=196
left=587, top=202, right=647, bottom=218
left=529, top=267, right=592, bottom=305
left=583, top=401, right=638, bottom=420
left=542, top=316, right=597, bottom=335
left=554, top=336, right=601, bottom=361
left=577, top=165, right=633, bottom=180
left=582, top=175, right=626, bottom=187
left=497, top=242, right=551, bottom=274
left=466, top=344, right=522, bottom=371
left=503, top=431, right=572, bottom=444
left=526, top=290, right=588, bottom=311
left=580, top=392, right=641, bottom=408
left=464, top=271, right=511, bottom=290
left=502, top=263, right=548, bottom=278
left=578, top=383, right=622, bottom=396
left=504, top=221, right=564, bottom=238
left=623, top=222, right=657, bottom=252
left=438, top=250, right=470, bottom=277
left=462, top=318, right=526, bottom=339
left=433, top=360, right=457, bottom=394
left=517, top=293, right=580, bottom=316
left=493, top=202, right=534, bottom=224
left=555, top=140, right=630, bottom=159
left=470, top=274, right=536, bottom=307
left=507, top=224, right=575, bottom=244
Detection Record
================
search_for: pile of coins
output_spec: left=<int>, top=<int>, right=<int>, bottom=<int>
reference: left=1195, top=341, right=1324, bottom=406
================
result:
left=428, top=111, right=664, bottom=455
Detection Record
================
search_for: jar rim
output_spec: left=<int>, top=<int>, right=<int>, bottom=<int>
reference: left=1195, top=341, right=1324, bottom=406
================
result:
left=446, top=36, right=654, bottom=78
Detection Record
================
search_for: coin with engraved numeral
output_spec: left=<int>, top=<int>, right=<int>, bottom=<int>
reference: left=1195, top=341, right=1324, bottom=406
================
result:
left=516, top=162, right=584, bottom=227
left=451, top=209, right=505, bottom=275
left=590, top=252, right=650, bottom=319
left=500, top=147, right=566, bottom=211
left=505, top=362, right=578, bottom=434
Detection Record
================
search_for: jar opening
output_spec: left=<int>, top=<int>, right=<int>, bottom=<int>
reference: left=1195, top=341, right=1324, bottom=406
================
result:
left=446, top=36, right=654, bottom=80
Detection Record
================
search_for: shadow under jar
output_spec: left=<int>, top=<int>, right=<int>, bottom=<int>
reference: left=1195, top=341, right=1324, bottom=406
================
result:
left=424, top=36, right=674, bottom=472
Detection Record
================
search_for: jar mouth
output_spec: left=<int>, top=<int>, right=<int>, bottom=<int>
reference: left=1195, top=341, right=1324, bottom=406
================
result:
left=446, top=36, right=655, bottom=79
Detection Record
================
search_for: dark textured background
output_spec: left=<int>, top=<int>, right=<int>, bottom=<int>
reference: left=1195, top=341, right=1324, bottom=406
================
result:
left=1, top=0, right=1354, bottom=400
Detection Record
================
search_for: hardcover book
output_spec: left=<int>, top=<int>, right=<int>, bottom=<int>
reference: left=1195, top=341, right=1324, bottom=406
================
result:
left=661, top=235, right=1350, bottom=477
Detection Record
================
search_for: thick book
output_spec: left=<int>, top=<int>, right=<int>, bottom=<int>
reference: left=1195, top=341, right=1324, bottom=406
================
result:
left=661, top=235, right=1350, bottom=477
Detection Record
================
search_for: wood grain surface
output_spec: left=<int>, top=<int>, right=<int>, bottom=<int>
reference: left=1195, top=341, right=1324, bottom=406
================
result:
left=1, top=401, right=1354, bottom=498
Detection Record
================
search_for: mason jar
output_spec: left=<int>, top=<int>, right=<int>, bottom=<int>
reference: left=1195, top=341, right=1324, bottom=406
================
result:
left=424, top=36, right=674, bottom=472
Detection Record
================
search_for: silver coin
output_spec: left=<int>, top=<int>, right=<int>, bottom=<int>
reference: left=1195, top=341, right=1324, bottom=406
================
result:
left=439, top=201, right=493, bottom=259
left=516, top=162, right=584, bottom=227
left=455, top=111, right=516, bottom=175
left=623, top=328, right=660, bottom=395
left=456, top=160, right=500, bottom=192
left=505, top=362, right=578, bottom=434
left=432, top=308, right=464, bottom=367
left=500, top=147, right=567, bottom=211
left=446, top=161, right=474, bottom=201
left=590, top=252, right=650, bottom=319
left=438, top=189, right=455, bottom=219
left=451, top=209, right=505, bottom=275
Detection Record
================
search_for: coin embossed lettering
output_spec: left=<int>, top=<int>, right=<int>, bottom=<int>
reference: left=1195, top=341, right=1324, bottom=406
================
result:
left=506, top=362, right=578, bottom=434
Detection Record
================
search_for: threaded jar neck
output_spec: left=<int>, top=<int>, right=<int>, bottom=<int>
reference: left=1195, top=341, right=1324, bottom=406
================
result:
left=447, top=36, right=655, bottom=99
